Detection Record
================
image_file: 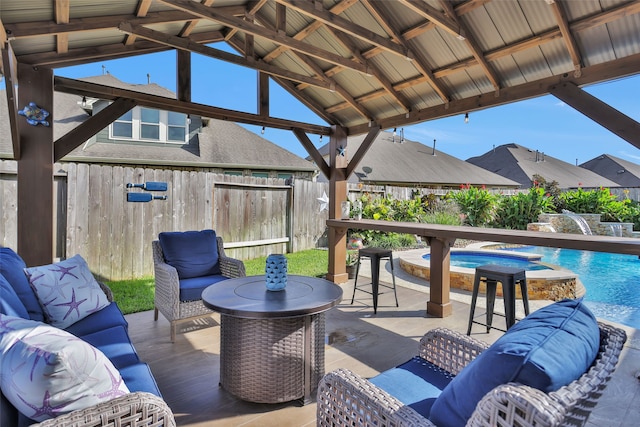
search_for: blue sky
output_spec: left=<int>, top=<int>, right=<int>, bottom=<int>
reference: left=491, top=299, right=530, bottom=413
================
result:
left=57, top=48, right=640, bottom=166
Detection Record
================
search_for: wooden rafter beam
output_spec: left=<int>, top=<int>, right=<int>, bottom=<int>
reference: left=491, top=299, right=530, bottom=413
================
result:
left=125, top=0, right=154, bottom=46
left=224, top=37, right=339, bottom=125
left=274, top=0, right=411, bottom=60
left=549, top=0, right=583, bottom=77
left=439, top=0, right=500, bottom=92
left=54, top=98, right=138, bottom=161
left=256, top=0, right=368, bottom=119
left=399, top=0, right=465, bottom=40
left=54, top=76, right=332, bottom=135
left=550, top=82, right=640, bottom=149
left=54, top=0, right=70, bottom=54
left=179, top=0, right=216, bottom=37
left=293, top=128, right=330, bottom=179
left=237, top=9, right=372, bottom=121
left=263, top=0, right=358, bottom=63
left=272, top=75, right=337, bottom=125
left=329, top=29, right=411, bottom=114
left=16, top=30, right=225, bottom=68
left=3, top=10, right=221, bottom=37
left=157, top=0, right=369, bottom=74
left=361, top=0, right=449, bottom=104
left=118, top=22, right=332, bottom=90
left=347, top=51, right=640, bottom=135
left=345, top=126, right=381, bottom=178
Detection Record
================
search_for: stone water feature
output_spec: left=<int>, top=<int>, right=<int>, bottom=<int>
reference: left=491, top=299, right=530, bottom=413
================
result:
left=528, top=212, right=635, bottom=237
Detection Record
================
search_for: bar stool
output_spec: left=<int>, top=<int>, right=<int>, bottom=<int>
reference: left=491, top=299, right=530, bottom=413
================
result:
left=467, top=264, right=530, bottom=334
left=351, top=248, right=399, bottom=314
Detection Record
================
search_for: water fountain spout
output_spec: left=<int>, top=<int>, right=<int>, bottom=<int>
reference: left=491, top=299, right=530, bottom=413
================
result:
left=561, top=209, right=592, bottom=235
left=609, top=223, right=623, bottom=237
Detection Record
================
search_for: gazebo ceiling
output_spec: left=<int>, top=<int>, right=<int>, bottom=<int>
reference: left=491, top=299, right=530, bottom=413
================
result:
left=2, top=0, right=640, bottom=137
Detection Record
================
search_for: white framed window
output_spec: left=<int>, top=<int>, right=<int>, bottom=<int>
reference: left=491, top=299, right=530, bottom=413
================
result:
left=140, top=108, right=160, bottom=140
left=167, top=111, right=187, bottom=142
left=109, top=106, right=187, bottom=144
left=112, top=110, right=133, bottom=138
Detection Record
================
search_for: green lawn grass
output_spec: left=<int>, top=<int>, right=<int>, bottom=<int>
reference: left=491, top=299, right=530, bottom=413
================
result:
left=107, top=249, right=329, bottom=315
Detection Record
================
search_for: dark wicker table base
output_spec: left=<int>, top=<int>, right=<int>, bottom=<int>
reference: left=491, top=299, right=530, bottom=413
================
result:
left=219, top=313, right=326, bottom=404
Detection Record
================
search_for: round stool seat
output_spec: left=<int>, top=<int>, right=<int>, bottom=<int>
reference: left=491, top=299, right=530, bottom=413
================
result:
left=467, top=264, right=530, bottom=334
left=350, top=248, right=398, bottom=314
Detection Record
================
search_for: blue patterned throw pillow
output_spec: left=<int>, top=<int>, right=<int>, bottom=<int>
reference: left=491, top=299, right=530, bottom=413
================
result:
left=24, top=255, right=110, bottom=329
left=0, top=314, right=129, bottom=423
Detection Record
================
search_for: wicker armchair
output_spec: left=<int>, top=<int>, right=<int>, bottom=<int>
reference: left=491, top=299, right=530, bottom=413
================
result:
left=317, top=324, right=627, bottom=427
left=34, top=392, right=176, bottom=427
left=152, top=237, right=246, bottom=342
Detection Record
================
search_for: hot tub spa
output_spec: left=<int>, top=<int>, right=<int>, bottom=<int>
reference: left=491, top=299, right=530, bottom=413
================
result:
left=399, top=247, right=583, bottom=301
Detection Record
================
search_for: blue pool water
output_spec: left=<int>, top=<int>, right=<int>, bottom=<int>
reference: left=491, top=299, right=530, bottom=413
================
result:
left=505, top=246, right=640, bottom=329
left=422, top=251, right=551, bottom=271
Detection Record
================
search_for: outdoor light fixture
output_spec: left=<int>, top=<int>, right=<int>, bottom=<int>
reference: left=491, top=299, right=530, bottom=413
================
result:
left=319, top=134, right=323, bottom=143
left=464, top=112, right=469, bottom=124
left=81, top=96, right=87, bottom=107
left=261, top=126, right=265, bottom=134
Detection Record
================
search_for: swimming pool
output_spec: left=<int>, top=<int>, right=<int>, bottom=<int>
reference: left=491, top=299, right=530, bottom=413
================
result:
left=422, top=251, right=552, bottom=271
left=505, top=246, right=640, bottom=330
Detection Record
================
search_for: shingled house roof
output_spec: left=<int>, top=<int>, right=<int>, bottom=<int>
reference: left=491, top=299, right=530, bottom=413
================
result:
left=466, top=143, right=619, bottom=189
left=0, top=75, right=315, bottom=172
left=315, top=131, right=519, bottom=188
left=580, top=154, right=640, bottom=187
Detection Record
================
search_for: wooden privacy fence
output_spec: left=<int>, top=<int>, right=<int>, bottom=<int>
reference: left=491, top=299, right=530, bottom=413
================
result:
left=1, top=160, right=331, bottom=280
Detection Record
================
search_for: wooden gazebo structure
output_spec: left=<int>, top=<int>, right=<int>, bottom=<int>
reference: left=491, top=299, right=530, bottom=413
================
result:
left=2, top=0, right=640, bottom=317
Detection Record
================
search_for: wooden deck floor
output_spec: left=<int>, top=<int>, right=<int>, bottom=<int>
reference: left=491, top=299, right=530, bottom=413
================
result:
left=127, top=264, right=640, bottom=427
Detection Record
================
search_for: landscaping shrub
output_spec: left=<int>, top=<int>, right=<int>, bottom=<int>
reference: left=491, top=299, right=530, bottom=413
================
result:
left=423, top=198, right=463, bottom=226
left=556, top=187, right=617, bottom=215
left=493, top=187, right=554, bottom=230
left=449, top=184, right=496, bottom=227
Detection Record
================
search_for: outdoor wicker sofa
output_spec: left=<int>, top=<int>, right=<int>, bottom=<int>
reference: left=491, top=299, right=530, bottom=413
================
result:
left=152, top=230, right=246, bottom=342
left=1, top=247, right=176, bottom=427
left=317, top=300, right=627, bottom=427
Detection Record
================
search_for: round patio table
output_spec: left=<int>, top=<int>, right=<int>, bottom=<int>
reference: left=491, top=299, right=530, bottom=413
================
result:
left=201, top=275, right=343, bottom=404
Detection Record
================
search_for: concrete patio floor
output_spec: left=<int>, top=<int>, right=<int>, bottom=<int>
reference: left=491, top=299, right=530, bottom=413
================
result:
left=126, top=254, right=640, bottom=426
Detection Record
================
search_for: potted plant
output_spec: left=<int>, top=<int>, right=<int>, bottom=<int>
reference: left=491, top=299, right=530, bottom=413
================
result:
left=346, top=250, right=359, bottom=279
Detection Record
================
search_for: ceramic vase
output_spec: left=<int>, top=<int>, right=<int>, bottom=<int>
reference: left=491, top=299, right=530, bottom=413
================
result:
left=265, top=254, right=287, bottom=291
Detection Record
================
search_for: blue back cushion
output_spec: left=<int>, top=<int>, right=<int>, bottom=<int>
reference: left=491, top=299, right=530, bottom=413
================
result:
left=0, top=247, right=44, bottom=321
left=430, top=298, right=600, bottom=427
left=0, top=274, right=29, bottom=319
left=158, top=230, right=220, bottom=279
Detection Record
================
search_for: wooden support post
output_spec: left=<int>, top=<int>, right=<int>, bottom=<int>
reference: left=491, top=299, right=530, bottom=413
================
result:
left=426, top=237, right=455, bottom=317
left=17, top=64, right=54, bottom=266
left=326, top=125, right=348, bottom=283
left=176, top=49, right=191, bottom=102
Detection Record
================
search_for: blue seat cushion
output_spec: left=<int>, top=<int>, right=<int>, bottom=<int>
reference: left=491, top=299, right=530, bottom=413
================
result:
left=119, top=362, right=162, bottom=397
left=0, top=247, right=44, bottom=321
left=159, top=230, right=221, bottom=279
left=430, top=298, right=600, bottom=427
left=179, top=274, right=229, bottom=302
left=0, top=274, right=29, bottom=319
left=79, top=325, right=140, bottom=370
left=370, top=356, right=454, bottom=417
left=64, top=302, right=128, bottom=337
